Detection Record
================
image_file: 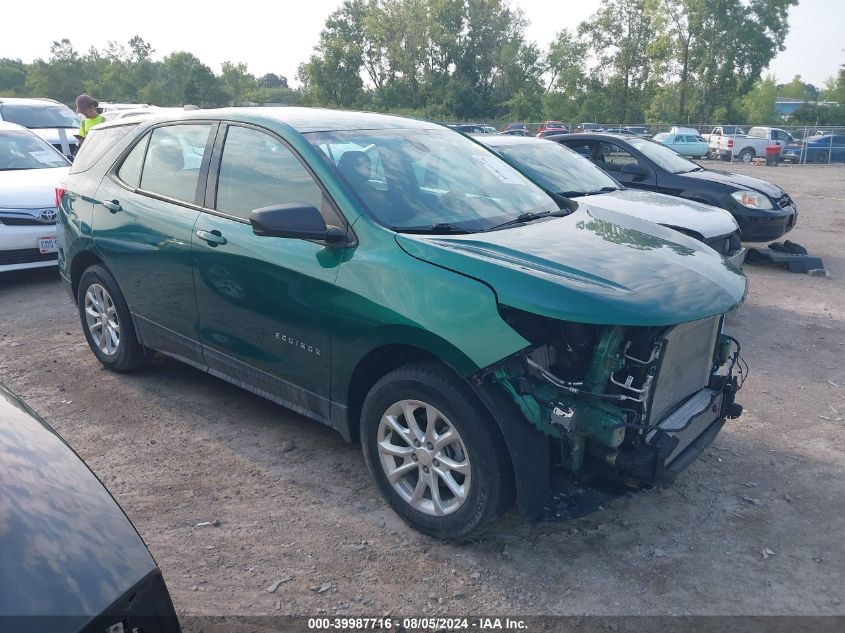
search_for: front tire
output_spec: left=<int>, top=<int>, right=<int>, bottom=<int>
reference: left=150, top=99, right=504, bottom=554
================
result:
left=360, top=361, right=514, bottom=540
left=78, top=264, right=150, bottom=372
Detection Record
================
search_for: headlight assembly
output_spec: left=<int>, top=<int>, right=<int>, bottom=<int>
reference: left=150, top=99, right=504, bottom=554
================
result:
left=731, top=190, right=774, bottom=210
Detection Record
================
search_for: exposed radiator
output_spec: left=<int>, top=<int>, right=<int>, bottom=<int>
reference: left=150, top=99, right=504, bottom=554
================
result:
left=647, top=388, right=722, bottom=465
left=648, top=317, right=720, bottom=423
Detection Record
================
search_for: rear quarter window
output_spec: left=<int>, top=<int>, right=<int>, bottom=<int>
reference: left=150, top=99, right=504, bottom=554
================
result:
left=69, top=124, right=139, bottom=174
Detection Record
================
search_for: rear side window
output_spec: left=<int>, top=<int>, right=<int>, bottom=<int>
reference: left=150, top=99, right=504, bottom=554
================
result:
left=214, top=125, right=324, bottom=220
left=69, top=124, right=138, bottom=174
left=139, top=124, right=213, bottom=203
left=116, top=133, right=150, bottom=188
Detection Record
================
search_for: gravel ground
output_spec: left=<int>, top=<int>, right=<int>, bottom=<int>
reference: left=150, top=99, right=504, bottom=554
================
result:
left=1, top=162, right=844, bottom=620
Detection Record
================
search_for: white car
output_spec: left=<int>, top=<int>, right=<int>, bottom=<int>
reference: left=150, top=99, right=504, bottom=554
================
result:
left=0, top=122, right=70, bottom=273
left=474, top=134, right=746, bottom=266
left=0, top=97, right=79, bottom=158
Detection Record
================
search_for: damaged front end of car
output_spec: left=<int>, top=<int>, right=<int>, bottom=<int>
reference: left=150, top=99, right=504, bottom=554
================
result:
left=472, top=307, right=746, bottom=519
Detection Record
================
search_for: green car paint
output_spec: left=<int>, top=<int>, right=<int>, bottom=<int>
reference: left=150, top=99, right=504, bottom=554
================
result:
left=396, top=207, right=745, bottom=327
left=58, top=108, right=747, bottom=520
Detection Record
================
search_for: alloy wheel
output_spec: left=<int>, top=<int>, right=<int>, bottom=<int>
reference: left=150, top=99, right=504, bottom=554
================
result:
left=376, top=399, right=471, bottom=516
left=84, top=283, right=121, bottom=356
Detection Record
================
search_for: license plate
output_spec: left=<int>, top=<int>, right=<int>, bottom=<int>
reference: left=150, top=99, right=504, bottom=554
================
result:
left=38, top=237, right=58, bottom=254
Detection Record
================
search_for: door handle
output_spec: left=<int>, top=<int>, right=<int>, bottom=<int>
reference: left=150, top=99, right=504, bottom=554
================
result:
left=102, top=199, right=122, bottom=213
left=196, top=229, right=227, bottom=247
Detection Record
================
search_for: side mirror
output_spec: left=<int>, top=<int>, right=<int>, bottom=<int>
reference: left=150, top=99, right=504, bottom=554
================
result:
left=249, top=204, right=347, bottom=244
left=621, top=163, right=647, bottom=178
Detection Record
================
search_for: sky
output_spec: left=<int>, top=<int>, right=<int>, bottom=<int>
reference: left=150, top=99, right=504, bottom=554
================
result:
left=1, top=0, right=842, bottom=90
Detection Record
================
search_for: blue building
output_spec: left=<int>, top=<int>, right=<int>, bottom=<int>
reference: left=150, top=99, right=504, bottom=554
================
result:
left=776, top=97, right=839, bottom=117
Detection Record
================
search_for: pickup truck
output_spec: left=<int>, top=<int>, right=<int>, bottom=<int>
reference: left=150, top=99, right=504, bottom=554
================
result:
left=702, top=126, right=745, bottom=157
left=714, top=126, right=796, bottom=163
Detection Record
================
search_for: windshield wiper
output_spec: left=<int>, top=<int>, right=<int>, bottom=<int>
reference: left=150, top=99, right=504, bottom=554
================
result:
left=677, top=166, right=703, bottom=173
left=392, top=223, right=473, bottom=234
left=558, top=186, right=618, bottom=197
left=483, top=209, right=572, bottom=232
left=583, top=186, right=620, bottom=195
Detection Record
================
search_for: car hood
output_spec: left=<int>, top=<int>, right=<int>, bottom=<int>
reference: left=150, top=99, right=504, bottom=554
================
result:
left=0, top=166, right=69, bottom=209
left=396, top=206, right=746, bottom=326
left=0, top=384, right=156, bottom=619
left=680, top=168, right=784, bottom=198
left=584, top=189, right=739, bottom=239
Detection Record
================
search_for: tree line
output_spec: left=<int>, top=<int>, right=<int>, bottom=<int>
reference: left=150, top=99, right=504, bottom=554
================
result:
left=1, top=0, right=844, bottom=126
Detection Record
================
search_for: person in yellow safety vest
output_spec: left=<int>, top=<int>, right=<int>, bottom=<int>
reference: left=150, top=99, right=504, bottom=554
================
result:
left=74, top=94, right=104, bottom=146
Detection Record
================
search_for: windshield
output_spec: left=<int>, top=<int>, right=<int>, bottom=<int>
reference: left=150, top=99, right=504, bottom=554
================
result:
left=492, top=141, right=620, bottom=197
left=0, top=130, right=69, bottom=170
left=1, top=104, right=79, bottom=129
left=307, top=128, right=557, bottom=231
left=626, top=138, right=699, bottom=173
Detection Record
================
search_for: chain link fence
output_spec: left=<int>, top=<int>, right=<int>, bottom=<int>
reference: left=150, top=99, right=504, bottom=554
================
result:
left=452, top=120, right=845, bottom=165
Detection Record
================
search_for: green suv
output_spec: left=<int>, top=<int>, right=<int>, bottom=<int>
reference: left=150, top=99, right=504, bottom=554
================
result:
left=58, top=108, right=747, bottom=539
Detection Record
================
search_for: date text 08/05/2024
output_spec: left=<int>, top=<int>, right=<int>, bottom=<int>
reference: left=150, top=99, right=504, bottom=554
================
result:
left=307, top=617, right=528, bottom=630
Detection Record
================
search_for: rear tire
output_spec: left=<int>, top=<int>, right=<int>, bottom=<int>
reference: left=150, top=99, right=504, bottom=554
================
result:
left=77, top=265, right=150, bottom=373
left=739, top=148, right=755, bottom=163
left=815, top=150, right=829, bottom=164
left=360, top=360, right=514, bottom=540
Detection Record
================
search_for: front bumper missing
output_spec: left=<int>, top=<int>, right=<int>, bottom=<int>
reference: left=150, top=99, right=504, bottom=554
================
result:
left=541, top=388, right=733, bottom=521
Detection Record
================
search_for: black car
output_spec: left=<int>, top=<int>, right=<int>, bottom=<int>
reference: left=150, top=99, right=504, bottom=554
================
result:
left=551, top=133, right=797, bottom=242
left=500, top=129, right=531, bottom=136
left=0, top=382, right=180, bottom=633
left=448, top=123, right=487, bottom=134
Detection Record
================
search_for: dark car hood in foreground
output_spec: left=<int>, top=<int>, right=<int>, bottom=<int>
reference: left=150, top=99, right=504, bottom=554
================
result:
left=397, top=206, right=746, bottom=326
left=680, top=168, right=785, bottom=198
left=0, top=384, right=156, bottom=619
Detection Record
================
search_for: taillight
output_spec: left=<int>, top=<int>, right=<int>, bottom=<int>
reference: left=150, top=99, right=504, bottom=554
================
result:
left=55, top=187, right=65, bottom=210
left=727, top=139, right=734, bottom=148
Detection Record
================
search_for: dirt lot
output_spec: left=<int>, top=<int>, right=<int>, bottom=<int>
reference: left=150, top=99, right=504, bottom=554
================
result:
left=1, top=162, right=844, bottom=620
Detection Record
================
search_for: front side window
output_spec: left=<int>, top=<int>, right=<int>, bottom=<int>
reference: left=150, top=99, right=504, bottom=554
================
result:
left=595, top=142, right=640, bottom=172
left=562, top=141, right=593, bottom=157
left=0, top=130, right=69, bottom=170
left=215, top=125, right=324, bottom=220
left=139, top=124, right=212, bottom=203
left=307, top=128, right=557, bottom=231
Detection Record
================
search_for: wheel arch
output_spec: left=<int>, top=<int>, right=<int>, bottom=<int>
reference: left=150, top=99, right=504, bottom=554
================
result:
left=70, top=250, right=106, bottom=303
left=344, top=343, right=450, bottom=445
left=343, top=344, right=547, bottom=518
